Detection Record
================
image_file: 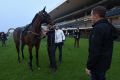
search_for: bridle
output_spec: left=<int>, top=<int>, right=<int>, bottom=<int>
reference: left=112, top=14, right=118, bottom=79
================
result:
left=26, top=11, right=52, bottom=39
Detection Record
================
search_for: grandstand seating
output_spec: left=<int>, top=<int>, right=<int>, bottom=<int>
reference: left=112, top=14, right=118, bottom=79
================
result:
left=106, top=7, right=120, bottom=17
left=58, top=6, right=120, bottom=29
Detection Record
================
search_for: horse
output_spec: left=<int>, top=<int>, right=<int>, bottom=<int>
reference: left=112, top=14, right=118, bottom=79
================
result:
left=13, top=7, right=52, bottom=71
left=0, top=32, right=2, bottom=44
left=0, top=28, right=15, bottom=47
left=0, top=32, right=2, bottom=41
left=0, top=32, right=7, bottom=47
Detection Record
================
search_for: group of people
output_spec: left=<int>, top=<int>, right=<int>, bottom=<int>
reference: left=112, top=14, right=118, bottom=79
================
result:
left=46, top=26, right=65, bottom=71
left=2, top=5, right=116, bottom=80
left=46, top=6, right=118, bottom=80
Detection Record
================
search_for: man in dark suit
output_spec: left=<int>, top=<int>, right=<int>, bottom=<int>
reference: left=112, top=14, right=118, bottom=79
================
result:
left=47, top=26, right=57, bottom=71
left=74, top=28, right=81, bottom=48
left=86, top=6, right=118, bottom=80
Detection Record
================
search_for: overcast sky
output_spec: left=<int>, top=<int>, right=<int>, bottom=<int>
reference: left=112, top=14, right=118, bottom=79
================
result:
left=0, top=0, right=65, bottom=32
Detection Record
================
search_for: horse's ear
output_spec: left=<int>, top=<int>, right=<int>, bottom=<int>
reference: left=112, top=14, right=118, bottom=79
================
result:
left=43, top=6, right=46, bottom=12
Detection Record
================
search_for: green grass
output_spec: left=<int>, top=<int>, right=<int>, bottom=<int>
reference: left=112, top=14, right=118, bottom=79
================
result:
left=0, top=37, right=120, bottom=80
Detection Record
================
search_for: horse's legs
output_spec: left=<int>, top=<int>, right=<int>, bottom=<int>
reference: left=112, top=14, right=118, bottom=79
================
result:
left=2, top=40, right=6, bottom=47
left=28, top=46, right=33, bottom=71
left=2, top=41, right=3, bottom=47
left=4, top=40, right=6, bottom=47
left=3, top=40, right=6, bottom=47
left=21, top=44, right=25, bottom=60
left=35, top=44, right=40, bottom=68
left=15, top=42, right=20, bottom=63
left=1, top=40, right=4, bottom=47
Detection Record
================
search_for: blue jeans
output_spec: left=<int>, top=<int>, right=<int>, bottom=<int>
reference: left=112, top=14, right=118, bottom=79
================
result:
left=90, top=71, right=106, bottom=80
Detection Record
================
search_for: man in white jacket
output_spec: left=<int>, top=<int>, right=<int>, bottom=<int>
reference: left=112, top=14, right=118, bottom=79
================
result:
left=55, top=26, right=65, bottom=63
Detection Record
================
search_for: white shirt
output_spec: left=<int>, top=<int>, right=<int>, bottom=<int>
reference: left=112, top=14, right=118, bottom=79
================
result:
left=55, top=29, right=65, bottom=43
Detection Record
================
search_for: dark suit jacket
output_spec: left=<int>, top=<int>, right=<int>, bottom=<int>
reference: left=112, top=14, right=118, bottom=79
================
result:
left=87, top=19, right=117, bottom=72
left=47, top=29, right=55, bottom=46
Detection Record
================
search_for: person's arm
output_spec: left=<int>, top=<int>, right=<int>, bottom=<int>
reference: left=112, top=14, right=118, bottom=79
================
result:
left=73, top=32, right=76, bottom=38
left=87, top=25, right=104, bottom=70
left=61, top=30, right=65, bottom=41
left=111, top=25, right=119, bottom=40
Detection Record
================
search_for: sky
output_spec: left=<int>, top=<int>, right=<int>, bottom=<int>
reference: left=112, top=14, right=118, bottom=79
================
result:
left=0, top=0, right=66, bottom=32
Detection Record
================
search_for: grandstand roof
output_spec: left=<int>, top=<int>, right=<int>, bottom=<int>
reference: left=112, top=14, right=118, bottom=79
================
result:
left=49, top=0, right=120, bottom=23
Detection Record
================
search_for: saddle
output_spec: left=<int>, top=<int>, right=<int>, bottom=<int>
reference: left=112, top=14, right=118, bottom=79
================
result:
left=22, top=24, right=31, bottom=36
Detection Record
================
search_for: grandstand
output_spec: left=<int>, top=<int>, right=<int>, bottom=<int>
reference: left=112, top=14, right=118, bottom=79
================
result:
left=49, top=0, right=120, bottom=36
left=107, top=7, right=120, bottom=17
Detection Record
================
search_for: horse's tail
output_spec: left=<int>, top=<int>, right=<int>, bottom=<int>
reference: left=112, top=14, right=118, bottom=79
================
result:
left=13, top=28, right=22, bottom=55
left=6, top=28, right=15, bottom=36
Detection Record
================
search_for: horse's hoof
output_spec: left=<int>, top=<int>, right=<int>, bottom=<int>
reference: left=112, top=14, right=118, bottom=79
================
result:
left=22, top=60, right=24, bottom=63
left=29, top=66, right=33, bottom=71
left=38, top=67, right=40, bottom=70
left=18, top=61, right=21, bottom=63
left=28, top=65, right=33, bottom=71
left=49, top=65, right=52, bottom=68
left=29, top=67, right=33, bottom=72
left=51, top=68, right=57, bottom=72
left=31, top=69, right=33, bottom=71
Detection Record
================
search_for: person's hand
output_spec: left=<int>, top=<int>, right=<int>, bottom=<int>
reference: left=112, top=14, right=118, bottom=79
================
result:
left=44, top=28, right=49, bottom=32
left=41, top=31, right=46, bottom=38
left=85, top=68, right=91, bottom=76
left=63, top=40, right=65, bottom=42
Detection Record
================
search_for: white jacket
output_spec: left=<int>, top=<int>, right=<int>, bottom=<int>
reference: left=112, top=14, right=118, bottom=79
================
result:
left=55, top=29, right=65, bottom=43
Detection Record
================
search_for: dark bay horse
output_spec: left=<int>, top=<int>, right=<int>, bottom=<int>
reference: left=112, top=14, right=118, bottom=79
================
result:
left=0, top=32, right=7, bottom=47
left=13, top=7, right=52, bottom=71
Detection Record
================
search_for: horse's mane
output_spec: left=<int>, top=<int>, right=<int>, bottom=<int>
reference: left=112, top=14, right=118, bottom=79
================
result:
left=31, top=13, right=39, bottom=25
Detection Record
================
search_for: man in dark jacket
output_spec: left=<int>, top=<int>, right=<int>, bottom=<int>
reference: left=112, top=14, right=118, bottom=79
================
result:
left=1, top=32, right=7, bottom=47
left=47, top=27, right=57, bottom=71
left=74, top=28, right=81, bottom=48
left=86, top=6, right=118, bottom=80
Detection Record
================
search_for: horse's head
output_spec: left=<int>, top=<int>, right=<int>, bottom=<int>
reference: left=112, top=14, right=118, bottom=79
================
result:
left=31, top=7, right=52, bottom=31
left=38, top=7, right=55, bottom=37
left=38, top=7, right=52, bottom=25
left=31, top=7, right=53, bottom=37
